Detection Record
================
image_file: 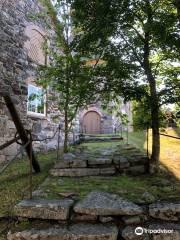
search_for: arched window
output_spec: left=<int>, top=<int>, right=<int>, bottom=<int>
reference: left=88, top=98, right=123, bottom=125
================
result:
left=24, top=26, right=46, bottom=65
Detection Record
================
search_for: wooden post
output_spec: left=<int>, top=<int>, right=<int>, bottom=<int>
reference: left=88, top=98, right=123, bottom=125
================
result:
left=3, top=94, right=40, bottom=173
left=29, top=134, right=33, bottom=199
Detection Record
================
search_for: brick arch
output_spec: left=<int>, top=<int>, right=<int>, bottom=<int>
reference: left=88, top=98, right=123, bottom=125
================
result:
left=24, top=25, right=47, bottom=65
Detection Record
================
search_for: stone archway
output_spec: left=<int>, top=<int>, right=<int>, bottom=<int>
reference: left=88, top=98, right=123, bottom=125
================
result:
left=83, top=111, right=101, bottom=134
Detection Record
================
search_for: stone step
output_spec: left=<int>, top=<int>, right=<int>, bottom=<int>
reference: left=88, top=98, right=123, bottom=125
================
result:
left=149, top=202, right=180, bottom=221
left=14, top=199, right=74, bottom=220
left=74, top=191, right=144, bottom=216
left=7, top=223, right=118, bottom=240
left=88, top=157, right=112, bottom=165
left=50, top=167, right=115, bottom=177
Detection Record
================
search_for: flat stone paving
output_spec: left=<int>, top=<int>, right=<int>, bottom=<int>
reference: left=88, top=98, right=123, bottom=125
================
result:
left=74, top=191, right=144, bottom=216
left=7, top=223, right=118, bottom=240
left=14, top=199, right=74, bottom=220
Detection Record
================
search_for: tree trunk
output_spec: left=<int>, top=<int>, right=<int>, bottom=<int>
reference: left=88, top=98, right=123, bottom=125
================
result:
left=175, top=0, right=180, bottom=24
left=149, top=76, right=160, bottom=167
left=144, top=67, right=160, bottom=170
left=64, top=108, right=68, bottom=153
left=143, top=0, right=160, bottom=169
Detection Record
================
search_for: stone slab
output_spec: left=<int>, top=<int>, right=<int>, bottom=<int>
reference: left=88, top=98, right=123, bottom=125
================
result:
left=7, top=223, right=118, bottom=240
left=50, top=168, right=100, bottom=177
left=71, top=213, right=98, bottom=222
left=113, top=156, right=129, bottom=165
left=122, top=215, right=148, bottom=225
left=54, top=160, right=70, bottom=169
left=14, top=199, right=74, bottom=220
left=54, top=159, right=87, bottom=168
left=121, top=223, right=180, bottom=240
left=149, top=223, right=180, bottom=240
left=121, top=226, right=149, bottom=240
left=70, top=160, right=87, bottom=168
left=149, top=202, right=180, bottom=221
left=128, top=165, right=146, bottom=175
left=99, top=167, right=116, bottom=175
left=74, top=191, right=144, bottom=216
left=88, top=157, right=112, bottom=165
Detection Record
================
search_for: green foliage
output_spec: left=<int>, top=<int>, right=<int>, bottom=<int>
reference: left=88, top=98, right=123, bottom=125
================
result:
left=132, top=101, right=151, bottom=130
left=37, top=0, right=100, bottom=151
left=72, top=0, right=180, bottom=163
left=72, top=0, right=179, bottom=106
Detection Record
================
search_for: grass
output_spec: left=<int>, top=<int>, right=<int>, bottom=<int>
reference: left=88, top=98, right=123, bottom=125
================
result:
left=126, top=128, right=180, bottom=180
left=37, top=174, right=180, bottom=204
left=0, top=151, right=56, bottom=217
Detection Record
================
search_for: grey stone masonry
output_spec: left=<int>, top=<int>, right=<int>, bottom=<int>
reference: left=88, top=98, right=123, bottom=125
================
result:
left=74, top=191, right=144, bottom=216
left=7, top=223, right=118, bottom=240
left=0, top=0, right=62, bottom=166
left=50, top=144, right=148, bottom=177
left=122, top=223, right=180, bottom=240
left=50, top=168, right=100, bottom=177
left=149, top=202, right=180, bottom=221
left=14, top=199, right=74, bottom=220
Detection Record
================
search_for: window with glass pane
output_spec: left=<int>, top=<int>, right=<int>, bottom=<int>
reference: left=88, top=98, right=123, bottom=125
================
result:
left=27, top=84, right=45, bottom=115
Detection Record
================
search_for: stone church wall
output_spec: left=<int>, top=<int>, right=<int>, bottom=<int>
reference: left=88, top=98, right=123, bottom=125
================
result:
left=0, top=0, right=62, bottom=165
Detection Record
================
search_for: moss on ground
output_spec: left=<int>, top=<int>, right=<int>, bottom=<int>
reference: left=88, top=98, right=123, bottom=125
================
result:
left=37, top=174, right=180, bottom=204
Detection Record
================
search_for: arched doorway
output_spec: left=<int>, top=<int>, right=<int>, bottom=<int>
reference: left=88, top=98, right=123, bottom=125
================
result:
left=83, top=111, right=101, bottom=134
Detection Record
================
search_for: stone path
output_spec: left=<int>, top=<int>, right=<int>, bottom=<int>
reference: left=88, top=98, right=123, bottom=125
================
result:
left=10, top=190, right=180, bottom=240
left=50, top=144, right=148, bottom=177
left=6, top=143, right=180, bottom=240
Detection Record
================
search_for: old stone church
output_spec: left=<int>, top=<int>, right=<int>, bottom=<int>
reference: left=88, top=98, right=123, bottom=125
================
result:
left=0, top=0, right=132, bottom=164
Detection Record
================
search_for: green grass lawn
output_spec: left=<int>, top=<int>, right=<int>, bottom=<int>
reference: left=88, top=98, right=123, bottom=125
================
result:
left=0, top=151, right=56, bottom=217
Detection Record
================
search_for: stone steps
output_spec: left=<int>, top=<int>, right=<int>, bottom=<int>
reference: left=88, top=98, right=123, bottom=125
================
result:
left=14, top=199, right=74, bottom=220
left=50, top=167, right=116, bottom=177
left=49, top=144, right=149, bottom=177
left=7, top=223, right=118, bottom=240
left=11, top=191, right=180, bottom=240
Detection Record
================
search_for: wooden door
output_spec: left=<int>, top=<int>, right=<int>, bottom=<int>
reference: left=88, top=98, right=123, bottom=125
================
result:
left=83, top=111, right=101, bottom=134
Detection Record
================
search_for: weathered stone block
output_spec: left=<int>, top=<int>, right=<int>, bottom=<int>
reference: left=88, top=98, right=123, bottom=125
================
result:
left=149, top=223, right=180, bottom=240
left=149, top=202, right=180, bottom=221
left=7, top=223, right=118, bottom=240
left=88, top=157, right=112, bottom=166
left=74, top=191, right=144, bottom=216
left=14, top=199, right=74, bottom=220
left=54, top=160, right=70, bottom=169
left=99, top=167, right=116, bottom=175
left=88, top=157, right=112, bottom=165
left=122, top=215, right=148, bottom=225
left=99, top=216, right=114, bottom=223
left=71, top=213, right=98, bottom=222
left=128, top=165, right=146, bottom=175
left=50, top=168, right=100, bottom=177
left=70, top=159, right=87, bottom=168
left=0, top=154, right=6, bottom=163
left=121, top=226, right=150, bottom=240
